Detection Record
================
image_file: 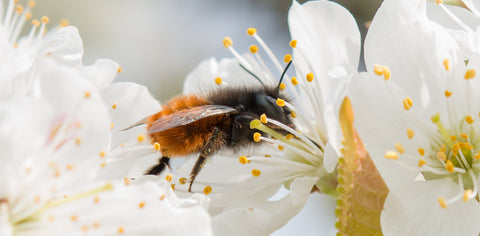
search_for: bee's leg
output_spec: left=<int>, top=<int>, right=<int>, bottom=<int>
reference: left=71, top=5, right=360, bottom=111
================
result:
left=145, top=156, right=171, bottom=175
left=188, top=127, right=224, bottom=192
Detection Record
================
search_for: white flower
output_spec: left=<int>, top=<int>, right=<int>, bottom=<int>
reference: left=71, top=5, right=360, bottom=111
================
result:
left=0, top=79, right=212, bottom=235
left=350, top=0, right=480, bottom=234
left=149, top=0, right=361, bottom=234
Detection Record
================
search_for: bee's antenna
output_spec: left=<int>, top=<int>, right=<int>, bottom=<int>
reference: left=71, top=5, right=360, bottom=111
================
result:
left=277, top=60, right=293, bottom=90
left=239, top=63, right=266, bottom=87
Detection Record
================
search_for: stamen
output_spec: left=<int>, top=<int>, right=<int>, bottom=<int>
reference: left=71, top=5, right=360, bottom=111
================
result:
left=138, top=202, right=145, bottom=209
left=249, top=45, right=258, bottom=54
left=407, top=128, right=415, bottom=139
left=60, top=19, right=69, bottom=27
left=403, top=97, right=413, bottom=110
left=437, top=152, right=447, bottom=161
left=395, top=143, right=405, bottom=154
left=443, top=59, right=450, bottom=71
left=276, top=98, right=285, bottom=107
left=418, top=159, right=427, bottom=167
left=289, top=39, right=297, bottom=48
left=137, top=135, right=145, bottom=143
left=253, top=132, right=261, bottom=142
left=279, top=82, right=286, bottom=90
left=215, top=77, right=222, bottom=85
left=117, top=66, right=123, bottom=73
left=385, top=151, right=399, bottom=160
left=179, top=178, right=187, bottom=185
left=247, top=27, right=256, bottom=36
left=153, top=142, right=160, bottom=151
left=465, top=69, right=476, bottom=80
left=118, top=227, right=124, bottom=234
left=438, top=197, right=448, bottom=208
left=84, top=91, right=91, bottom=98
left=239, top=156, right=248, bottom=164
left=203, top=186, right=212, bottom=195
left=251, top=169, right=261, bottom=177
left=111, top=102, right=117, bottom=109
left=306, top=72, right=314, bottom=82
left=373, top=65, right=391, bottom=80
left=465, top=116, right=474, bottom=124
left=463, top=189, right=473, bottom=202
left=436, top=0, right=443, bottom=4
left=445, top=160, right=454, bottom=173
left=291, top=77, right=299, bottom=85
left=165, top=174, right=173, bottom=182
left=260, top=114, right=267, bottom=123
left=444, top=90, right=452, bottom=98
left=222, top=37, right=233, bottom=48
left=283, top=54, right=292, bottom=63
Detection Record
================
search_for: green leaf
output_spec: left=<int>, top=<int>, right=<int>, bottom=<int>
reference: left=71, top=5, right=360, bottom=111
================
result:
left=335, top=97, right=389, bottom=236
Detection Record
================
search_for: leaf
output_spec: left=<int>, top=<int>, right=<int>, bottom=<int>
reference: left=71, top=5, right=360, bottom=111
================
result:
left=335, top=97, right=389, bottom=236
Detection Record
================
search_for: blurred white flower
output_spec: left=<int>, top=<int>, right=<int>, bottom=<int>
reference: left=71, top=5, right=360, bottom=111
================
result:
left=157, top=0, right=361, bottom=235
left=0, top=0, right=212, bottom=235
left=350, top=0, right=480, bottom=235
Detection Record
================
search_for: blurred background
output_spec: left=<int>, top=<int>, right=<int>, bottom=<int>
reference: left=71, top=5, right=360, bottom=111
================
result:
left=33, top=0, right=382, bottom=235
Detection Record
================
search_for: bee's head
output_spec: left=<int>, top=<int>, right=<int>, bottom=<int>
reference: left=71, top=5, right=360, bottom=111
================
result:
left=253, top=90, right=293, bottom=128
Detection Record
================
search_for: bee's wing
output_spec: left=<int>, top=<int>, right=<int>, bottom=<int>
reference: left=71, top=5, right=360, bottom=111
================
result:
left=147, top=105, right=237, bottom=134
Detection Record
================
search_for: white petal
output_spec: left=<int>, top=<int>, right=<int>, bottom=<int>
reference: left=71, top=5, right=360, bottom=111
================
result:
left=288, top=0, right=360, bottom=101
left=382, top=178, right=480, bottom=236
left=83, top=59, right=119, bottom=89
left=38, top=26, right=84, bottom=69
left=212, top=177, right=316, bottom=236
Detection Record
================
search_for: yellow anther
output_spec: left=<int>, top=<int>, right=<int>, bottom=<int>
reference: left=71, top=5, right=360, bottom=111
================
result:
left=138, top=201, right=145, bottom=209
left=290, top=111, right=297, bottom=118
left=289, top=39, right=297, bottom=48
left=31, top=19, right=39, bottom=27
left=395, top=143, right=405, bottom=154
left=385, top=151, right=399, bottom=160
left=171, top=184, right=175, bottom=191
left=84, top=91, right=91, bottom=98
left=279, top=82, right=286, bottom=90
left=81, top=225, right=89, bottom=232
left=403, top=97, right=413, bottom=110
left=179, top=178, right=187, bottom=185
left=100, top=162, right=106, bottom=168
left=118, top=227, right=125, bottom=234
left=153, top=142, right=160, bottom=151
left=306, top=72, right=314, bottom=82
left=137, top=134, right=145, bottom=143
left=276, top=98, right=285, bottom=107
left=239, top=156, right=248, bottom=164
left=418, top=159, right=427, bottom=167
left=417, top=148, right=425, bottom=157
left=445, top=160, right=454, bottom=173
left=110, top=122, right=114, bottom=130
left=291, top=77, right=298, bottom=85
left=60, top=19, right=69, bottom=27
left=70, top=215, right=78, bottom=221
left=117, top=66, right=123, bottom=73
left=165, top=174, right=173, bottom=182
left=124, top=177, right=130, bottom=186
left=264, top=154, right=271, bottom=158
left=94, top=195, right=99, bottom=203
left=278, top=145, right=284, bottom=150
left=111, top=102, right=117, bottom=109
left=438, top=197, right=448, bottom=208
left=247, top=27, right=257, bottom=36
left=66, top=164, right=75, bottom=171
left=249, top=45, right=258, bottom=53
left=444, top=90, right=452, bottom=98
left=407, top=128, right=414, bottom=139
left=460, top=133, right=469, bottom=140
left=373, top=65, right=391, bottom=80
left=223, top=37, right=233, bottom=48
left=215, top=77, right=222, bottom=85
left=474, top=151, right=480, bottom=160
left=464, top=69, right=476, bottom=80
left=28, top=0, right=36, bottom=8
left=260, top=114, right=267, bottom=123
left=439, top=143, right=446, bottom=152
left=436, top=0, right=443, bottom=3
left=159, top=195, right=165, bottom=201
left=15, top=5, right=23, bottom=14
left=286, top=134, right=294, bottom=140
left=431, top=113, right=440, bottom=123
left=75, top=138, right=82, bottom=145
left=93, top=222, right=100, bottom=228
left=48, top=215, right=54, bottom=221
left=466, top=115, right=474, bottom=124
left=25, top=12, right=32, bottom=20
left=437, top=152, right=447, bottom=161
left=443, top=59, right=450, bottom=71
left=253, top=132, right=261, bottom=142
left=450, top=136, right=457, bottom=142
left=251, top=169, right=261, bottom=177
left=283, top=54, right=292, bottom=63
left=203, top=186, right=212, bottom=195
left=463, top=189, right=473, bottom=202
left=41, top=16, right=49, bottom=24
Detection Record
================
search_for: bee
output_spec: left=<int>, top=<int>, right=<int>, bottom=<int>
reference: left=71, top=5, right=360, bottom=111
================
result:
left=130, top=61, right=293, bottom=192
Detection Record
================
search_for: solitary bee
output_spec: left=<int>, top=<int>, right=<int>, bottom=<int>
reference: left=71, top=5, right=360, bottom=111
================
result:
left=131, top=62, right=293, bottom=192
